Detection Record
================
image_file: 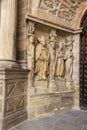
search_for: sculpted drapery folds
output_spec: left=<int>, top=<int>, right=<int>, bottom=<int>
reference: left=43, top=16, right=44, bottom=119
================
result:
left=64, top=40, right=73, bottom=81
left=48, top=30, right=57, bottom=81
left=56, top=41, right=64, bottom=78
left=26, top=22, right=35, bottom=80
left=35, top=36, right=49, bottom=80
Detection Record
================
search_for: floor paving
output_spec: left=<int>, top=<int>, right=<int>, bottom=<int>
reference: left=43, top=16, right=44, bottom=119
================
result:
left=9, top=110, right=87, bottom=130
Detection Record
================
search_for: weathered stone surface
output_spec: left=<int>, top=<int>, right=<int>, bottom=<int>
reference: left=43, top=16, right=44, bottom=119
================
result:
left=9, top=110, right=87, bottom=130
left=1, top=0, right=87, bottom=129
left=0, top=68, right=28, bottom=130
left=28, top=91, right=74, bottom=118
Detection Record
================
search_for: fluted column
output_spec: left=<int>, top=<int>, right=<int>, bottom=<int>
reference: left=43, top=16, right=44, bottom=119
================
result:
left=0, top=0, right=18, bottom=68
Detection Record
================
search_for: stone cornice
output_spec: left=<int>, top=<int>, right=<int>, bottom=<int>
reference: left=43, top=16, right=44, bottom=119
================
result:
left=26, top=14, right=82, bottom=34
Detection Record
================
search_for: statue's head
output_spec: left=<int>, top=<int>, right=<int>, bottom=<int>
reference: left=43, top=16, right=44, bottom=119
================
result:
left=49, top=30, right=57, bottom=43
left=39, top=36, right=46, bottom=46
left=50, top=41, right=55, bottom=49
left=28, top=34, right=35, bottom=44
left=58, top=42, right=63, bottom=49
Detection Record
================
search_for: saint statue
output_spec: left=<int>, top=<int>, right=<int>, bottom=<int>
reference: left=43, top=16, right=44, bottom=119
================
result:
left=64, top=44, right=73, bottom=81
left=48, top=30, right=57, bottom=81
left=56, top=42, right=64, bottom=78
left=27, top=34, right=35, bottom=80
left=35, top=36, right=49, bottom=80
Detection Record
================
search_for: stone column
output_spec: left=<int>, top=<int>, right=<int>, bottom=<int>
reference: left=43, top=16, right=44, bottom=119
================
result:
left=72, top=33, right=80, bottom=110
left=0, top=0, right=18, bottom=68
left=0, top=1, right=28, bottom=130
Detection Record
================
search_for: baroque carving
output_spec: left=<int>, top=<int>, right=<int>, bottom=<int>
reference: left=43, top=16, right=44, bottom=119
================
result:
left=35, top=36, right=49, bottom=80
left=39, top=0, right=87, bottom=23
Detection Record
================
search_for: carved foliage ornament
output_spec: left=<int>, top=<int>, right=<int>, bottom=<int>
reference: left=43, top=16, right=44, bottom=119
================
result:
left=39, top=0, right=87, bottom=23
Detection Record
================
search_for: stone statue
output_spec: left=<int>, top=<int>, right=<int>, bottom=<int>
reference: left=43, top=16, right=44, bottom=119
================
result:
left=28, top=22, right=35, bottom=34
left=48, top=30, right=57, bottom=81
left=35, top=36, right=49, bottom=80
left=27, top=34, right=35, bottom=80
left=64, top=44, right=73, bottom=81
left=56, top=41, right=64, bottom=78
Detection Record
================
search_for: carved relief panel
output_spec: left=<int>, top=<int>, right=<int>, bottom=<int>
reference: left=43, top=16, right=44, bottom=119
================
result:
left=26, top=20, right=74, bottom=91
left=39, top=0, right=87, bottom=23
left=39, top=0, right=61, bottom=16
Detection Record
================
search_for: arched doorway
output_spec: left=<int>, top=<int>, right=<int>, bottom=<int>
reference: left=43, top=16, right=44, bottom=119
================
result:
left=80, top=12, right=87, bottom=109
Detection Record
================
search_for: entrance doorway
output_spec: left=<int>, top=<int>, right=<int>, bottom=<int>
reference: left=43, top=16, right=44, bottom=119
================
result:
left=80, top=12, right=87, bottom=109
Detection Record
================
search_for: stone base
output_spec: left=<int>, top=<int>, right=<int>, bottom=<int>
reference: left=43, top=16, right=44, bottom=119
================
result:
left=0, top=60, right=19, bottom=68
left=0, top=68, right=28, bottom=130
left=55, top=78, right=67, bottom=91
left=28, top=91, right=74, bottom=119
left=35, top=80, right=48, bottom=94
left=0, top=110, right=27, bottom=130
left=49, top=81, right=57, bottom=92
left=29, top=87, right=36, bottom=95
left=66, top=81, right=74, bottom=91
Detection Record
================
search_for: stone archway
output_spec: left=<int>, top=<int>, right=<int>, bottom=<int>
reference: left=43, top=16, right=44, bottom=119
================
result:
left=70, top=2, right=87, bottom=110
left=80, top=11, right=87, bottom=110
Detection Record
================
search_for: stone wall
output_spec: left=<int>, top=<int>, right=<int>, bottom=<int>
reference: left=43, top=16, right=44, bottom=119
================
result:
left=0, top=0, right=87, bottom=130
left=0, top=69, right=28, bottom=130
left=29, top=91, right=74, bottom=118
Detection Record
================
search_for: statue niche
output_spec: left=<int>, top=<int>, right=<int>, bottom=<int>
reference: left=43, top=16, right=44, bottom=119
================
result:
left=35, top=36, right=49, bottom=80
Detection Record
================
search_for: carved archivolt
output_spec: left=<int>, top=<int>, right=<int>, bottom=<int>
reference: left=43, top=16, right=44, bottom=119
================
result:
left=39, top=0, right=87, bottom=23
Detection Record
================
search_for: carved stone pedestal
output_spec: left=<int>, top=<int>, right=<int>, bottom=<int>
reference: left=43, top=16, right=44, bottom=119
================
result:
left=29, top=91, right=74, bottom=119
left=66, top=81, right=74, bottom=91
left=35, top=80, right=48, bottom=94
left=55, top=79, right=67, bottom=91
left=0, top=68, right=28, bottom=130
left=49, top=81, right=57, bottom=92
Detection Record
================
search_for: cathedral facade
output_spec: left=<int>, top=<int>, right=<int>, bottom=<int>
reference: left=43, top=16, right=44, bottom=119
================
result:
left=0, top=0, right=87, bottom=129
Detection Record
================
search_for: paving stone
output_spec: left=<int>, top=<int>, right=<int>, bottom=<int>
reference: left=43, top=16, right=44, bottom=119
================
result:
left=9, top=110, right=87, bottom=130
left=52, top=119, right=81, bottom=130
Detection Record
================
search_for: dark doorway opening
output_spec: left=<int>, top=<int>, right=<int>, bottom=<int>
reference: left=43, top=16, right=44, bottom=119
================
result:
left=80, top=12, right=87, bottom=109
